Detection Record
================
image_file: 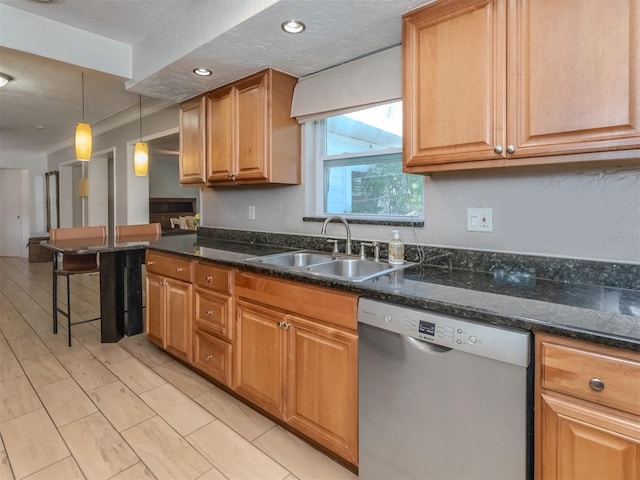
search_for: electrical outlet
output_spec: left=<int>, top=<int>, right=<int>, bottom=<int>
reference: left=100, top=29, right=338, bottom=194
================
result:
left=467, top=208, right=493, bottom=232
left=248, top=205, right=256, bottom=221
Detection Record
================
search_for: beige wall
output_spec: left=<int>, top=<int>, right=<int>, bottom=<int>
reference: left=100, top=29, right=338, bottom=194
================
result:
left=44, top=104, right=640, bottom=264
left=48, top=103, right=180, bottom=227
left=201, top=161, right=640, bottom=264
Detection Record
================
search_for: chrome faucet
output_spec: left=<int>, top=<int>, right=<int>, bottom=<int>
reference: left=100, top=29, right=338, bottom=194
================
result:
left=321, top=215, right=352, bottom=255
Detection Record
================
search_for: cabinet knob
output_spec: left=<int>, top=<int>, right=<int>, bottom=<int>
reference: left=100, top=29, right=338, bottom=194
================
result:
left=589, top=377, right=605, bottom=392
left=205, top=354, right=213, bottom=361
left=493, top=145, right=503, bottom=154
left=159, top=280, right=164, bottom=286
left=206, top=275, right=212, bottom=283
left=148, top=261, right=155, bottom=265
left=506, top=144, right=516, bottom=154
left=205, top=310, right=212, bottom=316
left=176, top=267, right=183, bottom=272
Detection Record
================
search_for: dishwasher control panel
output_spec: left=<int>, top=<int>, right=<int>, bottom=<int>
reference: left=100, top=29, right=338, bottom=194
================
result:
left=358, top=298, right=530, bottom=367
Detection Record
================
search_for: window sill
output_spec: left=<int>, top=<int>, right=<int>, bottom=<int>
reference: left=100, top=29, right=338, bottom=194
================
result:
left=303, top=216, right=424, bottom=227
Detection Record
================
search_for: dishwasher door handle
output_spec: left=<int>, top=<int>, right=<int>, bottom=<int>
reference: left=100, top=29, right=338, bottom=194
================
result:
left=404, top=336, right=452, bottom=353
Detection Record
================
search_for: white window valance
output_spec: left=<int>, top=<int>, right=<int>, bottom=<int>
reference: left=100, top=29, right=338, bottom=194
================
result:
left=290, top=46, right=402, bottom=123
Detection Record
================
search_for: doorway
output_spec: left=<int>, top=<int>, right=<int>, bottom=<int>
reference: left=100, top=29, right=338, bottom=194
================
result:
left=0, top=168, right=27, bottom=257
left=58, top=149, right=115, bottom=233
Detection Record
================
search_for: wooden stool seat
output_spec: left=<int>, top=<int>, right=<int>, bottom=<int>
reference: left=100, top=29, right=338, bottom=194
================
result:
left=50, top=226, right=106, bottom=346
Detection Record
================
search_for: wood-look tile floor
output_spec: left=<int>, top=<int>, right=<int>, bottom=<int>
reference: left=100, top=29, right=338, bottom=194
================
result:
left=0, top=257, right=358, bottom=480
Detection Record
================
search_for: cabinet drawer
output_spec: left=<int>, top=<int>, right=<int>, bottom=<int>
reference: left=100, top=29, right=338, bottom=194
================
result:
left=194, top=330, right=232, bottom=386
left=194, top=262, right=232, bottom=293
left=235, top=272, right=358, bottom=330
left=539, top=337, right=640, bottom=415
left=146, top=251, right=192, bottom=282
left=195, top=289, right=232, bottom=340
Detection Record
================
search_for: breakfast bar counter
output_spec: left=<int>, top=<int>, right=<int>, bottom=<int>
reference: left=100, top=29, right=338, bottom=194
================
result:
left=42, top=233, right=161, bottom=343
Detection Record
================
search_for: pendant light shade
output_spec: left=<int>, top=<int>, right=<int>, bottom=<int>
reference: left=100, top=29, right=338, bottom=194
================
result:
left=75, top=72, right=92, bottom=161
left=134, top=94, right=148, bottom=176
left=134, top=142, right=149, bottom=176
left=77, top=177, right=89, bottom=197
left=75, top=122, right=92, bottom=161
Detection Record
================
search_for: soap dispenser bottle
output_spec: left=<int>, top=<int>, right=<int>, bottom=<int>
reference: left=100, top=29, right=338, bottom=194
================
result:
left=388, top=230, right=405, bottom=265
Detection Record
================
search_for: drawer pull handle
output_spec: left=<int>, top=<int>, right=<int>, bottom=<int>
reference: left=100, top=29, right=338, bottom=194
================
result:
left=176, top=267, right=183, bottom=272
left=205, top=310, right=212, bottom=316
left=205, top=354, right=213, bottom=360
left=589, top=378, right=605, bottom=392
left=206, top=275, right=212, bottom=283
left=148, top=261, right=155, bottom=265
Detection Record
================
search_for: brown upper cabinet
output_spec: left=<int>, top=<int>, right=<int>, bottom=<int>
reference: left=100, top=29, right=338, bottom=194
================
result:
left=402, top=0, right=640, bottom=173
left=179, top=68, right=301, bottom=186
left=179, top=96, right=207, bottom=184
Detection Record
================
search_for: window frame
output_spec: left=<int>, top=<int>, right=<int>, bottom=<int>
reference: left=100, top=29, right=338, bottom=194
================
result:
left=311, top=112, right=424, bottom=223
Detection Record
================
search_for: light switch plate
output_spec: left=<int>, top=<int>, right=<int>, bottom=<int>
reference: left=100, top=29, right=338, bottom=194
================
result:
left=248, top=205, right=256, bottom=221
left=467, top=208, right=493, bottom=232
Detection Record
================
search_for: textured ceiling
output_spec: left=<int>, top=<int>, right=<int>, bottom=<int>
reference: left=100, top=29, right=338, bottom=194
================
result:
left=0, top=0, right=432, bottom=155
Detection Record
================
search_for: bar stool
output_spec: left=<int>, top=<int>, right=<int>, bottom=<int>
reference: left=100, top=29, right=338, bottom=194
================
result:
left=50, top=226, right=107, bottom=346
left=115, top=222, right=161, bottom=238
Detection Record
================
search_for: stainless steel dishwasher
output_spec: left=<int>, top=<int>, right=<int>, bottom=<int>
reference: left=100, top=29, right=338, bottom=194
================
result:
left=358, top=298, right=532, bottom=480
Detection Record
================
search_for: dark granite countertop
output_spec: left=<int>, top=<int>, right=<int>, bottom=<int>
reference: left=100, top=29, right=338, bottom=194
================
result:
left=146, top=233, right=640, bottom=352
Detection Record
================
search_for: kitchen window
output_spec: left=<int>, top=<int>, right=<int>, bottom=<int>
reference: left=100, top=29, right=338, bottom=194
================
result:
left=312, top=101, right=424, bottom=222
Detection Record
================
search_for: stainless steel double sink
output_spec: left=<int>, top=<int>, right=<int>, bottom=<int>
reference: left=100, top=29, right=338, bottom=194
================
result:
left=247, top=250, right=412, bottom=282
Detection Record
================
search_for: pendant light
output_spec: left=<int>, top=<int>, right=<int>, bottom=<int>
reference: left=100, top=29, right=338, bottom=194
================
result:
left=75, top=72, right=92, bottom=161
left=134, top=94, right=148, bottom=176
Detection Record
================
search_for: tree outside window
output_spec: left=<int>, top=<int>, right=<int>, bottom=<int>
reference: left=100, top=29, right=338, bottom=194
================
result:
left=320, top=101, right=424, bottom=219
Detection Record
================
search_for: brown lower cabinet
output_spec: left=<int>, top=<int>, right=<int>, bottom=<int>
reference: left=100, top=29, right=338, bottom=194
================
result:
left=145, top=252, right=193, bottom=363
left=192, top=261, right=234, bottom=386
left=234, top=272, right=359, bottom=465
left=145, top=256, right=359, bottom=466
left=535, top=332, right=640, bottom=480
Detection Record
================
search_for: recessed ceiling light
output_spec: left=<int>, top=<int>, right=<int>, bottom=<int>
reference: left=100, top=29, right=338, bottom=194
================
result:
left=193, top=68, right=212, bottom=76
left=28, top=0, right=66, bottom=3
left=281, top=20, right=305, bottom=34
left=35, top=125, right=46, bottom=129
left=0, top=73, right=11, bottom=88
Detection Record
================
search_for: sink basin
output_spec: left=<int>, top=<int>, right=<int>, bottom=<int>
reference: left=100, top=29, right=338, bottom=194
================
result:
left=306, top=258, right=392, bottom=279
left=251, top=251, right=335, bottom=267
left=247, top=250, right=412, bottom=282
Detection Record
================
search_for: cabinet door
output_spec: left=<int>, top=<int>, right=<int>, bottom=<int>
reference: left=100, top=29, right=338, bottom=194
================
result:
left=286, top=315, right=358, bottom=464
left=235, top=73, right=268, bottom=181
left=165, top=278, right=192, bottom=363
left=508, top=0, right=640, bottom=159
left=179, top=96, right=207, bottom=184
left=206, top=88, right=235, bottom=182
left=403, top=0, right=507, bottom=169
left=539, top=394, right=640, bottom=480
left=145, top=272, right=165, bottom=348
left=234, top=300, right=286, bottom=418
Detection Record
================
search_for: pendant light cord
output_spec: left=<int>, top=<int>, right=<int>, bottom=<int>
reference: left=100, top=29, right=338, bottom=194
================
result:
left=81, top=72, right=85, bottom=123
left=139, top=94, right=143, bottom=142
